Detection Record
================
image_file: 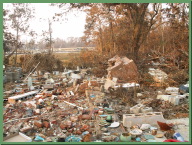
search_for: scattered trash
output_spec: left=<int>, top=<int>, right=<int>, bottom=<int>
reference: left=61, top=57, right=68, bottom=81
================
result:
left=151, top=129, right=157, bottom=135
left=106, top=115, right=112, bottom=122
left=65, top=135, right=82, bottom=142
left=164, top=129, right=175, bottom=139
left=3, top=61, right=189, bottom=142
left=107, top=55, right=139, bottom=83
left=179, top=82, right=189, bottom=94
left=120, top=133, right=131, bottom=142
left=136, top=137, right=141, bottom=142
left=140, top=124, right=151, bottom=130
left=147, top=139, right=157, bottom=142
left=108, top=122, right=120, bottom=128
left=157, top=121, right=173, bottom=131
left=148, top=68, right=168, bottom=82
left=156, top=133, right=164, bottom=138
left=34, top=135, right=45, bottom=141
left=173, top=132, right=185, bottom=142
left=130, top=129, right=143, bottom=136
left=3, top=132, right=32, bottom=142
left=143, top=134, right=155, bottom=140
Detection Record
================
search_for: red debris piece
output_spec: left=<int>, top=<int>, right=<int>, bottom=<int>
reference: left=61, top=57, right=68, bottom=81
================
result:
left=82, top=134, right=92, bottom=142
left=43, top=121, right=50, bottom=128
left=60, top=124, right=67, bottom=130
left=51, top=120, right=57, bottom=124
left=80, top=124, right=90, bottom=132
left=157, top=121, right=173, bottom=131
left=34, top=121, right=43, bottom=128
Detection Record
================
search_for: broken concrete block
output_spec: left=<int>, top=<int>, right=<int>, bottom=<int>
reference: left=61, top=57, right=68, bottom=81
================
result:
left=53, top=71, right=59, bottom=75
left=71, top=73, right=81, bottom=79
left=9, top=125, right=21, bottom=133
left=165, top=87, right=179, bottom=95
left=34, top=109, right=41, bottom=115
left=141, top=107, right=153, bottom=113
left=104, top=79, right=116, bottom=90
left=157, top=95, right=170, bottom=101
left=130, top=104, right=145, bottom=114
left=3, top=132, right=32, bottom=142
left=157, top=94, right=187, bottom=105
left=107, top=55, right=139, bottom=82
left=20, top=126, right=33, bottom=133
left=114, top=83, right=140, bottom=91
left=44, top=72, right=51, bottom=79
left=148, top=68, right=168, bottom=82
left=123, top=112, right=165, bottom=128
left=169, top=95, right=187, bottom=105
left=140, top=124, right=151, bottom=130
left=8, top=90, right=38, bottom=104
left=130, top=106, right=140, bottom=114
left=137, top=93, right=143, bottom=97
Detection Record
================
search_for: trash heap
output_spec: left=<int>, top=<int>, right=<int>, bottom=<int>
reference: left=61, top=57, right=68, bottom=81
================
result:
left=3, top=56, right=189, bottom=142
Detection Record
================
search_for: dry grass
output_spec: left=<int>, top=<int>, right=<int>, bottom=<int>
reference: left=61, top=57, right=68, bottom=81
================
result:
left=7, top=53, right=80, bottom=66
left=53, top=53, right=80, bottom=62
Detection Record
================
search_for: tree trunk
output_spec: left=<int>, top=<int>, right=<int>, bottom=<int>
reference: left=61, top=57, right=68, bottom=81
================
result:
left=99, top=27, right=104, bottom=53
left=14, top=26, right=19, bottom=67
left=133, top=42, right=140, bottom=60
left=132, top=22, right=143, bottom=60
left=109, top=21, right=115, bottom=53
left=48, top=19, right=52, bottom=54
left=131, top=4, right=149, bottom=59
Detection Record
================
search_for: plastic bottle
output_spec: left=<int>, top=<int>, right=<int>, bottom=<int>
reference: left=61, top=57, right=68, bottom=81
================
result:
left=173, top=132, right=184, bottom=142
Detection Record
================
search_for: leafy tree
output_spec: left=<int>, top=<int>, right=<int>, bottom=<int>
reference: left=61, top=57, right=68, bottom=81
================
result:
left=61, top=3, right=161, bottom=59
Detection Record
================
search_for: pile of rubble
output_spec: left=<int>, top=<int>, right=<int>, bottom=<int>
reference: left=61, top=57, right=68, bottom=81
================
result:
left=3, top=56, right=189, bottom=142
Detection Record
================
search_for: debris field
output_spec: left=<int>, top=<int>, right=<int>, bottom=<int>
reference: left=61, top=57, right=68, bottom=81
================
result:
left=3, top=55, right=189, bottom=142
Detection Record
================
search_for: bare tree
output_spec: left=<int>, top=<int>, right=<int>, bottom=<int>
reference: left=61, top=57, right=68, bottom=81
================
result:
left=6, top=3, right=34, bottom=66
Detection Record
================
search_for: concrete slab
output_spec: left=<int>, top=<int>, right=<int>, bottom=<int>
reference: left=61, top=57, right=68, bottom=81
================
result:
left=123, top=112, right=165, bottom=127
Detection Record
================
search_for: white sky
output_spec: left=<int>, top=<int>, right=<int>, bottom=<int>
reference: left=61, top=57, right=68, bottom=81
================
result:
left=4, top=3, right=87, bottom=42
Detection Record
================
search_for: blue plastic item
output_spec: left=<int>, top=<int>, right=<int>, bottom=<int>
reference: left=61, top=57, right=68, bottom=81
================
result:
left=136, top=137, right=141, bottom=142
left=144, top=135, right=155, bottom=140
left=147, top=139, right=157, bottom=142
left=82, top=131, right=89, bottom=136
left=150, top=126, right=158, bottom=130
left=90, top=94, right=95, bottom=98
left=65, top=135, right=82, bottom=142
left=173, top=132, right=184, bottom=142
left=34, top=135, right=44, bottom=141
left=179, top=84, right=189, bottom=94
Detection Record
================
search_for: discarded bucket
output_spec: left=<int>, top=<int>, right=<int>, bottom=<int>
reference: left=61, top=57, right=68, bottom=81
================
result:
left=120, top=133, right=131, bottom=142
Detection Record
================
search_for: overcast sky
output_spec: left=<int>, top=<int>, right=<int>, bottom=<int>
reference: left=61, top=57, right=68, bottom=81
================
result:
left=4, top=3, right=87, bottom=42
